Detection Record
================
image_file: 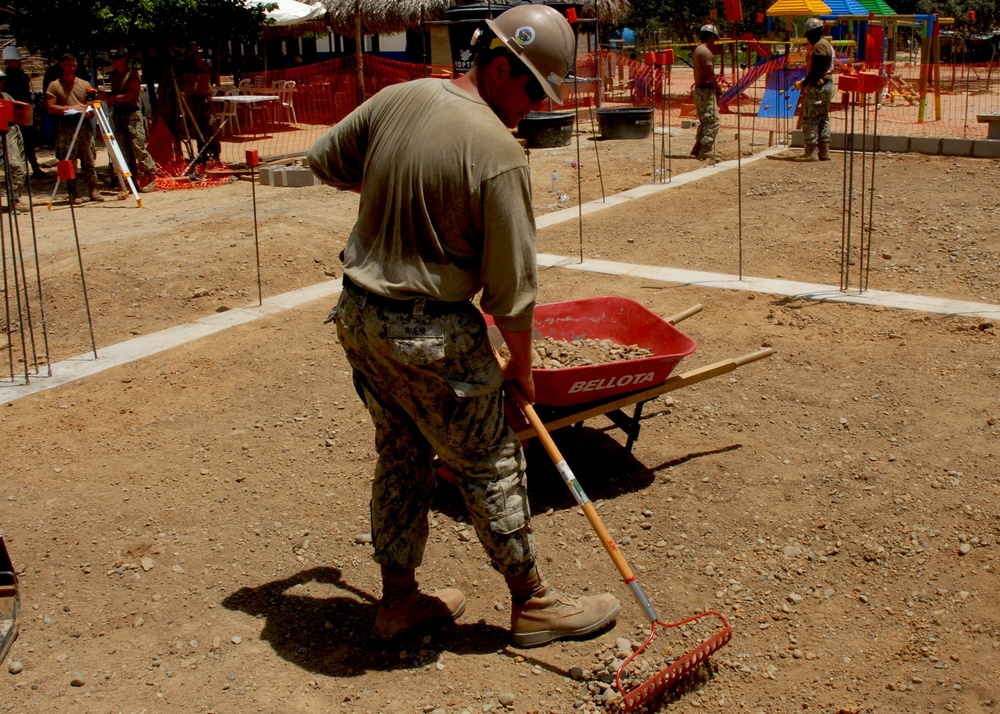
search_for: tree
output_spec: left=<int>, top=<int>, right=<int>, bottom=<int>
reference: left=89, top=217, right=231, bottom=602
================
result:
left=7, top=0, right=268, bottom=59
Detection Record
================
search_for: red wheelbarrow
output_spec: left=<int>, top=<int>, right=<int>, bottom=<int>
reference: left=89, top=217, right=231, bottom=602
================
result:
left=485, top=296, right=773, bottom=451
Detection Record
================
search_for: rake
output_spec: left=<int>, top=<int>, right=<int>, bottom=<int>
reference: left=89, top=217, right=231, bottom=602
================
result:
left=506, top=380, right=732, bottom=710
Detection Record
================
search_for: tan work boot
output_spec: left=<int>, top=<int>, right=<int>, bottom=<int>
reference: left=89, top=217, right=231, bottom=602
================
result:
left=794, top=143, right=820, bottom=162
left=689, top=140, right=702, bottom=159
left=373, top=588, right=466, bottom=640
left=510, top=584, right=621, bottom=647
left=139, top=181, right=157, bottom=194
left=818, top=142, right=831, bottom=161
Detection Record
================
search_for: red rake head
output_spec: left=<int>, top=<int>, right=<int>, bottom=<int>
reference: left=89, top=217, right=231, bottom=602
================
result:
left=616, top=611, right=733, bottom=712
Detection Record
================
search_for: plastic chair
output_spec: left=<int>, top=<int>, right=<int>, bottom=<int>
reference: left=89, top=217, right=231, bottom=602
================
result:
left=218, top=89, right=241, bottom=135
left=277, top=80, right=297, bottom=124
left=237, top=78, right=252, bottom=92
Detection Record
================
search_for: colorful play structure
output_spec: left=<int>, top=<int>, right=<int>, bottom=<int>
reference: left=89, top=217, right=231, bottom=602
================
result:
left=590, top=1, right=999, bottom=141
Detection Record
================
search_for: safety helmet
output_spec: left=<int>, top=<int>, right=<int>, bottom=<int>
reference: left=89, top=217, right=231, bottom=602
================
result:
left=700, top=24, right=720, bottom=38
left=804, top=18, right=825, bottom=32
left=108, top=46, right=129, bottom=59
left=2, top=46, right=23, bottom=61
left=485, top=4, right=575, bottom=104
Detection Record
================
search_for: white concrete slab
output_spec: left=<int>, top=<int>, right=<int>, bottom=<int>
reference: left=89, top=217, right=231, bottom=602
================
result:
left=538, top=254, right=1000, bottom=320
left=536, top=146, right=785, bottom=230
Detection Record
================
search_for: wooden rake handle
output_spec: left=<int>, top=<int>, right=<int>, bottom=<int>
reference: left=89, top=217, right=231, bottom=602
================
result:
left=505, top=377, right=659, bottom=623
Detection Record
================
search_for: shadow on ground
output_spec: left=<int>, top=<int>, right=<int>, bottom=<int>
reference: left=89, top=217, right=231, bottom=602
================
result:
left=222, top=566, right=513, bottom=677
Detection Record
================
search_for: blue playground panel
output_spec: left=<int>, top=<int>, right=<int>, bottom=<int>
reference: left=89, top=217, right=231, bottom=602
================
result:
left=758, top=68, right=806, bottom=119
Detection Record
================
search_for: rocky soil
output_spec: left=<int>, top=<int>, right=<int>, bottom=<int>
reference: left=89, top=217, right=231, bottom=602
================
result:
left=1, top=128, right=998, bottom=714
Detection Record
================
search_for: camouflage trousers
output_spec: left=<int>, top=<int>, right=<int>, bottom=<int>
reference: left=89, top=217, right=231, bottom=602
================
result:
left=693, top=87, right=720, bottom=150
left=112, top=111, right=157, bottom=180
left=55, top=117, right=97, bottom=193
left=0, top=124, right=25, bottom=200
left=802, top=82, right=836, bottom=145
left=333, top=281, right=537, bottom=576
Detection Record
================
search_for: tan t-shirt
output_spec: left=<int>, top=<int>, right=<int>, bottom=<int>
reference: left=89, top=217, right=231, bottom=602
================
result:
left=693, top=43, right=716, bottom=86
left=307, top=78, right=537, bottom=332
left=46, top=76, right=91, bottom=113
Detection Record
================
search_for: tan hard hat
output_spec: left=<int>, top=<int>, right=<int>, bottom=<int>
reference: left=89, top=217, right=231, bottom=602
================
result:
left=805, top=18, right=825, bottom=31
left=485, top=4, right=575, bottom=104
left=700, top=24, right=720, bottom=37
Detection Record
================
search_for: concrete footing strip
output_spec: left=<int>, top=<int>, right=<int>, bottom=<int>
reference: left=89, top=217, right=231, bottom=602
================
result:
left=4, top=150, right=997, bottom=403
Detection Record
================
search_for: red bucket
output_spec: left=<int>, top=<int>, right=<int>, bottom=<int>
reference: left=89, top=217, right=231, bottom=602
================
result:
left=488, top=297, right=697, bottom=407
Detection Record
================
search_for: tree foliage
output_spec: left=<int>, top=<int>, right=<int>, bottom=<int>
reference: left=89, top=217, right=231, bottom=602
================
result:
left=8, top=0, right=269, bottom=58
left=622, top=0, right=776, bottom=45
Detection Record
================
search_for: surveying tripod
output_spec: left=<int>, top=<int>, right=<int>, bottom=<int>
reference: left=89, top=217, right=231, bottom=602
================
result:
left=48, top=89, right=144, bottom=209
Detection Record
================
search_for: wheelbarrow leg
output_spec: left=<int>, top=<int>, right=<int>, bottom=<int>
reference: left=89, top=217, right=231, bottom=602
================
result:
left=603, top=400, right=649, bottom=455
left=0, top=533, right=20, bottom=667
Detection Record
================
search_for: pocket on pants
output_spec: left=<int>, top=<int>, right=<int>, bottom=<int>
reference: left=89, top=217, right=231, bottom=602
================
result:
left=388, top=321, right=445, bottom=365
left=484, top=471, right=530, bottom=535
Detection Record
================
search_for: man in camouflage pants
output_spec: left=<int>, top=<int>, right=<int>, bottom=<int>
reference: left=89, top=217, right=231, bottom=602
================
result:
left=103, top=47, right=157, bottom=193
left=0, top=70, right=27, bottom=212
left=690, top=24, right=722, bottom=161
left=45, top=53, right=102, bottom=203
left=793, top=18, right=836, bottom=161
left=307, top=4, right=620, bottom=648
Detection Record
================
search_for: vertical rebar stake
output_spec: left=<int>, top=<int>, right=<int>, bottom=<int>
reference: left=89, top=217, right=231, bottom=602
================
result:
left=247, top=149, right=263, bottom=306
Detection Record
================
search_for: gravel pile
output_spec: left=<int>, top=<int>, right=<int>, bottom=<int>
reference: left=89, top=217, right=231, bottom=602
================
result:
left=499, top=336, right=654, bottom=369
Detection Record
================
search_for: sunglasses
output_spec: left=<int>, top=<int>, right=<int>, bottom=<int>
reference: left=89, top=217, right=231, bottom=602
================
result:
left=524, top=76, right=547, bottom=102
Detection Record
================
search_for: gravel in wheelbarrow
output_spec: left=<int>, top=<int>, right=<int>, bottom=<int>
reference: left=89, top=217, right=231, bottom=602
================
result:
left=490, top=296, right=697, bottom=408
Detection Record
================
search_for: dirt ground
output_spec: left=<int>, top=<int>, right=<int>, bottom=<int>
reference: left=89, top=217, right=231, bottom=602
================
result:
left=2, top=120, right=999, bottom=714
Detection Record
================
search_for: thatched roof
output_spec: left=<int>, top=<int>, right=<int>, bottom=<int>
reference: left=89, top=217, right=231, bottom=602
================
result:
left=322, top=0, right=632, bottom=37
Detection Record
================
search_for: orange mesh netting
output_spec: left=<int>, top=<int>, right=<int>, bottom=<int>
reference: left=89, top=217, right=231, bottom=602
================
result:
left=143, top=50, right=1000, bottom=189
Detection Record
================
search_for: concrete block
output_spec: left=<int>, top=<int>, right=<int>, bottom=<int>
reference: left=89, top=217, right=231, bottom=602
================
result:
left=272, top=166, right=322, bottom=187
left=830, top=132, right=845, bottom=150
left=910, top=136, right=941, bottom=155
left=681, top=119, right=694, bottom=129
left=840, top=132, right=876, bottom=152
left=790, top=129, right=803, bottom=147
left=940, top=138, right=973, bottom=157
left=877, top=135, right=909, bottom=153
left=258, top=166, right=276, bottom=186
left=972, top=139, right=1000, bottom=158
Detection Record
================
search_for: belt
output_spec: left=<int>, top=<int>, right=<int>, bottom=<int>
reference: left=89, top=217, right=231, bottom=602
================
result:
left=342, top=274, right=459, bottom=316
left=696, top=83, right=715, bottom=89
left=115, top=107, right=140, bottom=113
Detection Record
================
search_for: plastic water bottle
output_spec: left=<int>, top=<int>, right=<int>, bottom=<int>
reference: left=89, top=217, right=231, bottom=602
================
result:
left=551, top=170, right=559, bottom=192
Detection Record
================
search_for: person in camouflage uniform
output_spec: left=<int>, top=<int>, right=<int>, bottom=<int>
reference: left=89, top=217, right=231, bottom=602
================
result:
left=307, top=4, right=620, bottom=648
left=793, top=18, right=836, bottom=161
left=45, top=53, right=102, bottom=203
left=103, top=47, right=157, bottom=193
left=690, top=24, right=722, bottom=161
left=0, top=70, right=28, bottom=213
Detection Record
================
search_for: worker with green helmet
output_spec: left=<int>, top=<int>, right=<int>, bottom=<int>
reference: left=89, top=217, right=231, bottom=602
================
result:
left=307, top=3, right=621, bottom=648
left=793, top=18, right=836, bottom=161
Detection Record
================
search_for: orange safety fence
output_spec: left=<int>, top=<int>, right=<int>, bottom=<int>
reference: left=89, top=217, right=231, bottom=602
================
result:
left=148, top=55, right=434, bottom=189
left=577, top=51, right=1000, bottom=140
left=146, top=51, right=1000, bottom=189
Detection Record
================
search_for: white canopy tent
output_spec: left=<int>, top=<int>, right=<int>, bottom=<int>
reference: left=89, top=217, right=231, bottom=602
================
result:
left=247, top=0, right=326, bottom=26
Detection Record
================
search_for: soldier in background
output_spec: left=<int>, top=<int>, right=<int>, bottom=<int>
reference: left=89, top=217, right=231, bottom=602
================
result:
left=690, top=24, right=722, bottom=161
left=0, top=68, right=28, bottom=213
left=2, top=46, right=43, bottom=177
left=103, top=47, right=157, bottom=193
left=792, top=18, right=836, bottom=161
